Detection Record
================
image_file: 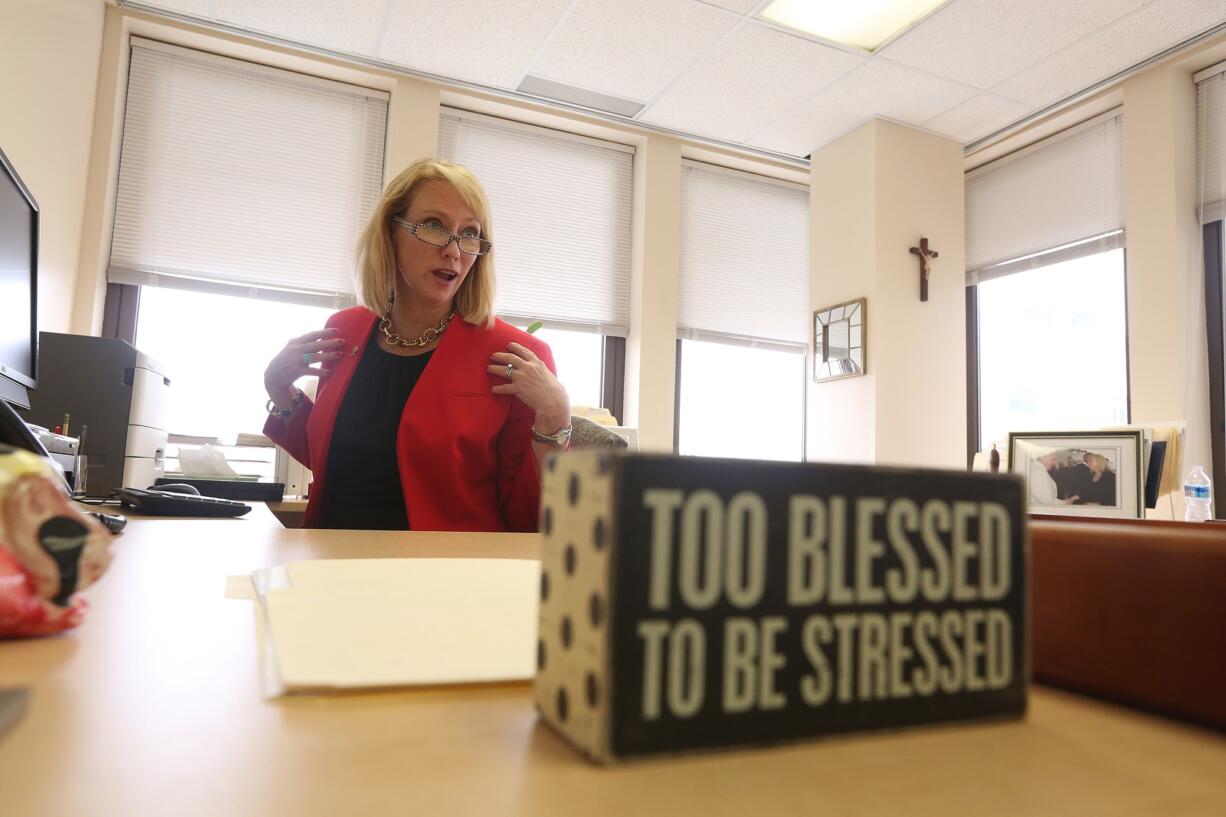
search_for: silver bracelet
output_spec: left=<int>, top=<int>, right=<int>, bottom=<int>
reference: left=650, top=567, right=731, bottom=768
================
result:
left=265, top=390, right=304, bottom=419
left=531, top=424, right=572, bottom=447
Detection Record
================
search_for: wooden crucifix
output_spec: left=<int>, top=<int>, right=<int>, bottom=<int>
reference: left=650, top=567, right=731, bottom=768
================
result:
left=910, top=237, right=939, bottom=302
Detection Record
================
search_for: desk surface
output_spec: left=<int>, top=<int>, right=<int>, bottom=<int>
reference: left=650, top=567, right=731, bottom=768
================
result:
left=2, top=510, right=1225, bottom=817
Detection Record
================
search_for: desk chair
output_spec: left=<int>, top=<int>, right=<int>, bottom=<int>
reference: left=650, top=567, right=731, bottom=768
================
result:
left=569, top=416, right=629, bottom=450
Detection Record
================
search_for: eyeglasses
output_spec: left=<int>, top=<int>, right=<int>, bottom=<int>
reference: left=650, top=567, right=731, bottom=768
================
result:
left=393, top=217, right=492, bottom=256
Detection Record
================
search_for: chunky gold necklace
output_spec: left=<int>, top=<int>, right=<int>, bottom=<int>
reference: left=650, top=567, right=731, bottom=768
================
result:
left=379, top=310, right=454, bottom=348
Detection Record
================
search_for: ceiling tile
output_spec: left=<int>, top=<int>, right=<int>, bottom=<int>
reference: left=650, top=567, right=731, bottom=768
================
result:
left=923, top=92, right=1032, bottom=143
left=531, top=0, right=741, bottom=101
left=880, top=0, right=1147, bottom=90
left=640, top=23, right=863, bottom=143
left=216, top=0, right=385, bottom=56
left=993, top=0, right=1226, bottom=107
left=379, top=0, right=571, bottom=89
left=699, top=0, right=761, bottom=12
left=748, top=58, right=978, bottom=157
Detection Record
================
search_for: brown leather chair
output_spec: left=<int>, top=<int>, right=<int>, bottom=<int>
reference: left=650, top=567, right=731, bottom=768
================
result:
left=1030, top=516, right=1226, bottom=729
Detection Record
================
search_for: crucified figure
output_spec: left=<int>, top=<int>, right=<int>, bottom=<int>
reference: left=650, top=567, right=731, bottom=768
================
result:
left=910, top=237, right=939, bottom=302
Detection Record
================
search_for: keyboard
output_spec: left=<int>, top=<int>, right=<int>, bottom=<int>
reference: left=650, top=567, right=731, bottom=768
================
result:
left=116, top=488, right=252, bottom=518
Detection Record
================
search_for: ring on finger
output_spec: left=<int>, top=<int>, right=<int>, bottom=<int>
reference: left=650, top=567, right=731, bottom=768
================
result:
left=505, top=363, right=514, bottom=379
left=301, top=352, right=314, bottom=365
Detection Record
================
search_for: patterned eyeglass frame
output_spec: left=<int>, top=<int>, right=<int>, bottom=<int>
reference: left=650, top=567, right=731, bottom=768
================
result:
left=392, top=216, right=492, bottom=256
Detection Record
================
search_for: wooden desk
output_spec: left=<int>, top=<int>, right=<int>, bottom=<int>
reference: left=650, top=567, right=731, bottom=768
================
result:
left=2, top=515, right=1225, bottom=817
left=266, top=498, right=308, bottom=529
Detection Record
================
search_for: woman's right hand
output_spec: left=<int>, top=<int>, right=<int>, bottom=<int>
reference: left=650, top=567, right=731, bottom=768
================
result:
left=264, top=328, right=346, bottom=407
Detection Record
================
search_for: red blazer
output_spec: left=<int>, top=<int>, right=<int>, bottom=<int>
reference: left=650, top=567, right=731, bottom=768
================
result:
left=264, top=307, right=555, bottom=531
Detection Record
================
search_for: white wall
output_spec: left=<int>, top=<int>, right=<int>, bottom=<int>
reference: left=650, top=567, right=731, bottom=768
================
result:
left=1122, top=61, right=1212, bottom=514
left=0, top=0, right=105, bottom=334
left=808, top=119, right=966, bottom=468
left=808, top=121, right=878, bottom=464
left=873, top=121, right=966, bottom=468
left=626, top=134, right=681, bottom=451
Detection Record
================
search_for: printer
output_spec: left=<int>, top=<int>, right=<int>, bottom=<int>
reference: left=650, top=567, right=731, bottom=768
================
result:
left=25, top=333, right=170, bottom=497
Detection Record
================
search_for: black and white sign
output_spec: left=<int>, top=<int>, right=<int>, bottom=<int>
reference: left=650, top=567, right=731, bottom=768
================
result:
left=535, top=453, right=1027, bottom=762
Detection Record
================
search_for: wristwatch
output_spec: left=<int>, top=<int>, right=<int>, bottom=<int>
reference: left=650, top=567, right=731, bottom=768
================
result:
left=531, top=424, right=572, bottom=447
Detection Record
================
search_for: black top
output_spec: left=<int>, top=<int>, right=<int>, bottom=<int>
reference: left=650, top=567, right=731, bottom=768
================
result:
left=1052, top=463, right=1091, bottom=500
left=320, top=326, right=432, bottom=530
left=1075, top=470, right=1117, bottom=507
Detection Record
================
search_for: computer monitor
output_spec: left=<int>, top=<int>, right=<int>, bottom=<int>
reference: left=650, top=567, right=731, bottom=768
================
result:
left=0, top=145, right=49, bottom=459
left=0, top=145, right=39, bottom=411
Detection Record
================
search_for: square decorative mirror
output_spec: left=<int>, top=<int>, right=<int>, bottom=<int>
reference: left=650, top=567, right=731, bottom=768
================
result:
left=813, top=298, right=866, bottom=382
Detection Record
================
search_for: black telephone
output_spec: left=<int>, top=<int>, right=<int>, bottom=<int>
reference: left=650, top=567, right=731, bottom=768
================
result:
left=1, top=398, right=126, bottom=534
left=0, top=397, right=51, bottom=459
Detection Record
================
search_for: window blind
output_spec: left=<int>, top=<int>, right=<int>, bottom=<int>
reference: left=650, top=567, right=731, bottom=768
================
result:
left=1197, top=62, right=1226, bottom=224
left=109, top=38, right=388, bottom=305
left=438, top=110, right=633, bottom=335
left=678, top=161, right=810, bottom=349
left=966, top=111, right=1124, bottom=280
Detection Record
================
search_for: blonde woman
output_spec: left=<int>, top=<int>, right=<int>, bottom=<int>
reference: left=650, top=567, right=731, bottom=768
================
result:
left=1076, top=452, right=1117, bottom=507
left=262, top=159, right=570, bottom=531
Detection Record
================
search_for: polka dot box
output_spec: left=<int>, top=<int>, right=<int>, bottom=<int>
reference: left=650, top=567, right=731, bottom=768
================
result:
left=535, top=452, right=1027, bottom=762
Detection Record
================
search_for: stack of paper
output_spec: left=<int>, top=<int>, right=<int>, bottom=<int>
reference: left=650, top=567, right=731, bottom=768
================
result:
left=237, top=558, right=540, bottom=696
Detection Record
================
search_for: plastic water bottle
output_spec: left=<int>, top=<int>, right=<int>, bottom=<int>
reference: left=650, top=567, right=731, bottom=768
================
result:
left=1183, top=466, right=1213, bottom=522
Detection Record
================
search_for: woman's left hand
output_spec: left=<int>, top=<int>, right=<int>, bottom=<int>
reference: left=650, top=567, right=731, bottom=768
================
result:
left=488, top=343, right=570, bottom=430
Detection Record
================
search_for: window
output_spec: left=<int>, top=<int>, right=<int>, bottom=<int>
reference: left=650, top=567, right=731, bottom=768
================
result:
left=976, top=247, right=1129, bottom=451
left=110, top=39, right=386, bottom=304
left=106, top=38, right=387, bottom=438
left=677, top=339, right=806, bottom=461
left=675, top=161, right=809, bottom=461
left=135, top=287, right=333, bottom=439
left=438, top=110, right=632, bottom=420
left=966, top=112, right=1126, bottom=458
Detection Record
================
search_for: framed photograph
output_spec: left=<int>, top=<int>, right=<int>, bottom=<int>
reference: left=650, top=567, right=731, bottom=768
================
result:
left=814, top=297, right=865, bottom=382
left=1007, top=430, right=1144, bottom=518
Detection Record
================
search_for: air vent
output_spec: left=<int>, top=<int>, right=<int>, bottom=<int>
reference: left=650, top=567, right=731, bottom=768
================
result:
left=517, top=75, right=645, bottom=118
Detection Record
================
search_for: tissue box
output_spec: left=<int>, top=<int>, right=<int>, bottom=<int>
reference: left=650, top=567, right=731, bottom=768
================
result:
left=534, top=453, right=1027, bottom=763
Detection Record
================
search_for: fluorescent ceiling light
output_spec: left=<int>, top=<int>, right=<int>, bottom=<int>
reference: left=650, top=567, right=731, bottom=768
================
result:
left=759, top=0, right=948, bottom=52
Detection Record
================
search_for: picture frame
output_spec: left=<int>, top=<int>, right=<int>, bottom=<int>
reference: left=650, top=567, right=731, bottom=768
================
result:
left=813, top=297, right=865, bottom=382
left=1007, top=430, right=1144, bottom=518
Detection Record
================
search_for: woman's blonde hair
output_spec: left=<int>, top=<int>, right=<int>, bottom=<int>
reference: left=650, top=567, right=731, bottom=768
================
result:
left=1084, top=452, right=1113, bottom=474
left=354, top=158, right=496, bottom=327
